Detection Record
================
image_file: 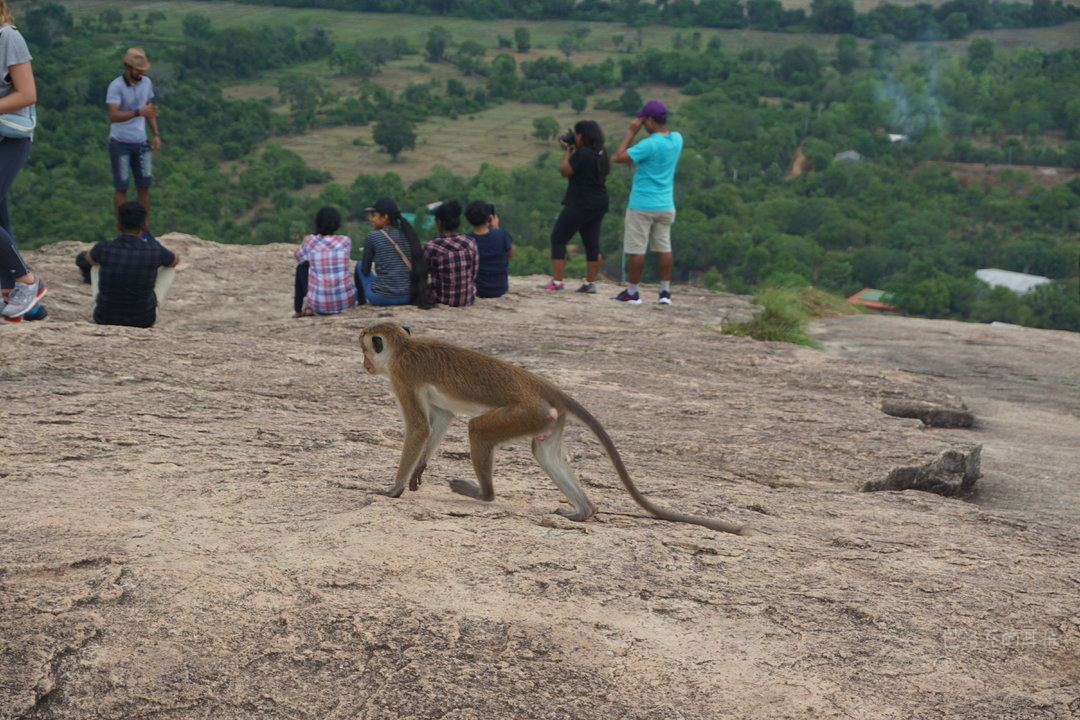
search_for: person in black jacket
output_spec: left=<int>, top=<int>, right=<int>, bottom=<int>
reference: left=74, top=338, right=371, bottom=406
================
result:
left=538, top=120, right=610, bottom=294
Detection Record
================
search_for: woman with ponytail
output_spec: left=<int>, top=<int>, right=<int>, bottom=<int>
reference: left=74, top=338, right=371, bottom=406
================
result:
left=539, top=119, right=610, bottom=294
left=356, top=196, right=429, bottom=307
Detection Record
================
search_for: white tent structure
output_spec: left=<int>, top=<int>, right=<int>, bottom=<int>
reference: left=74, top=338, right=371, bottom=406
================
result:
left=975, top=268, right=1053, bottom=295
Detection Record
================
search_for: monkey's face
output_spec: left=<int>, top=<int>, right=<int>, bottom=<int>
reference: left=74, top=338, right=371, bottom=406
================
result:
left=360, top=323, right=407, bottom=376
left=359, top=330, right=383, bottom=375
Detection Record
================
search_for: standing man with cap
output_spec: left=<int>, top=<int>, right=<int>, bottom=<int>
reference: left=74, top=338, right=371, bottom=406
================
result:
left=613, top=100, right=683, bottom=305
left=106, top=47, right=160, bottom=222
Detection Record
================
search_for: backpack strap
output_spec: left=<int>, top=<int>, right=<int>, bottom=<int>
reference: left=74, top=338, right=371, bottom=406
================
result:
left=380, top=229, right=412, bottom=271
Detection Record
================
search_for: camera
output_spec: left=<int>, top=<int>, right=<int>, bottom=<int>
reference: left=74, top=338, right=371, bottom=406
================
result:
left=558, top=128, right=574, bottom=147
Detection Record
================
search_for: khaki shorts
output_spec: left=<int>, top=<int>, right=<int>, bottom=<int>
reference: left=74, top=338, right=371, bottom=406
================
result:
left=623, top=209, right=676, bottom=254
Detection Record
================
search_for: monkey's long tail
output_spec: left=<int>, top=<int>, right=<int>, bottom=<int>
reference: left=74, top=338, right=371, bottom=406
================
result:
left=561, top=396, right=744, bottom=535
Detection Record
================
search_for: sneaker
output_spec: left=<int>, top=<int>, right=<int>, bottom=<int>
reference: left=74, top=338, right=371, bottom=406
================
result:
left=658, top=290, right=673, bottom=305
left=1, top=279, right=46, bottom=318
left=23, top=304, right=47, bottom=321
left=1, top=300, right=20, bottom=323
left=613, top=289, right=642, bottom=305
left=576, top=282, right=596, bottom=294
left=538, top=279, right=564, bottom=291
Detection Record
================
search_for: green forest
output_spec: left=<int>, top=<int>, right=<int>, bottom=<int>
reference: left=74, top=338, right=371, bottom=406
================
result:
left=10, top=0, right=1080, bottom=331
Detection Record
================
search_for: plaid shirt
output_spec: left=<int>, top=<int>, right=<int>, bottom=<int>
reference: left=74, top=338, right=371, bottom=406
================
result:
left=423, top=232, right=478, bottom=307
left=89, top=233, right=175, bottom=328
left=295, top=234, right=357, bottom=314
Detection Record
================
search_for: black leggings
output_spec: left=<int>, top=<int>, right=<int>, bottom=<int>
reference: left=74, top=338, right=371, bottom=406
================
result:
left=0, top=137, right=31, bottom=289
left=294, top=262, right=309, bottom=313
left=550, top=203, right=607, bottom=261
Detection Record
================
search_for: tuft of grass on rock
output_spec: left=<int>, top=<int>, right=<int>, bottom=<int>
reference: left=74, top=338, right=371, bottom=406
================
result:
left=723, top=285, right=859, bottom=348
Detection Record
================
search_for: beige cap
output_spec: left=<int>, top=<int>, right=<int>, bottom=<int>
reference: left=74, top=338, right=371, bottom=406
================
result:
left=122, top=47, right=151, bottom=71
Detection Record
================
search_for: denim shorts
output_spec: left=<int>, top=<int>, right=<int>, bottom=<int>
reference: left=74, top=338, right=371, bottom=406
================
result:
left=109, top=140, right=153, bottom=190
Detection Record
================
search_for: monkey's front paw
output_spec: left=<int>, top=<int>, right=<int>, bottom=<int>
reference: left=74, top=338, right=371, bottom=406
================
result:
left=408, top=463, right=426, bottom=492
left=377, top=486, right=405, bottom=498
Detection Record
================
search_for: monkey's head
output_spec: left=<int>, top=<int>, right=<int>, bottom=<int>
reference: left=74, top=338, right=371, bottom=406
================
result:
left=359, top=322, right=411, bottom=376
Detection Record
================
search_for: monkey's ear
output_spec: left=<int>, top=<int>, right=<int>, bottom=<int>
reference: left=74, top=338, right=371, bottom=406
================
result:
left=372, top=336, right=384, bottom=354
left=402, top=325, right=411, bottom=336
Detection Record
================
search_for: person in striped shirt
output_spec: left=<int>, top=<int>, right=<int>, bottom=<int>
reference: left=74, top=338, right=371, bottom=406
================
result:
left=355, top=196, right=420, bottom=306
left=294, top=207, right=357, bottom=316
left=423, top=201, right=478, bottom=307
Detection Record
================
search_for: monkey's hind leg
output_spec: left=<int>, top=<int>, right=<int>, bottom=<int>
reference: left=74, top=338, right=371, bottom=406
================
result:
left=451, top=403, right=554, bottom=502
left=532, top=414, right=597, bottom=522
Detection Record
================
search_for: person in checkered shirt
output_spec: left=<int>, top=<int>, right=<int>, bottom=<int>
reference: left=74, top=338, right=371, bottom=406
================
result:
left=294, top=207, right=358, bottom=317
left=82, top=201, right=179, bottom=328
left=423, top=201, right=478, bottom=307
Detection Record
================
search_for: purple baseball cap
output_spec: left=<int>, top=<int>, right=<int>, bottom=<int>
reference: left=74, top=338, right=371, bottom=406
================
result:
left=635, top=100, right=667, bottom=119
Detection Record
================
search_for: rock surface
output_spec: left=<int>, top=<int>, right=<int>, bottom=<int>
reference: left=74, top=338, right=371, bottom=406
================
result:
left=880, top=399, right=976, bottom=428
left=2, top=237, right=1077, bottom=720
left=862, top=444, right=982, bottom=495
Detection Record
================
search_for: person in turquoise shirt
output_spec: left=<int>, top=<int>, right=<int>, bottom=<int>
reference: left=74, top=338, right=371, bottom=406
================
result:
left=613, top=100, right=683, bottom=305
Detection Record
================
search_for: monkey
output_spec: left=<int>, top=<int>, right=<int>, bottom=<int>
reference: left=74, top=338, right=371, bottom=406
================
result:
left=359, top=322, right=744, bottom=535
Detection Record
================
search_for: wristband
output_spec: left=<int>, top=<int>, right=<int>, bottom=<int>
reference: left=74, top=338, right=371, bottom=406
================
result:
left=134, top=107, right=140, bottom=118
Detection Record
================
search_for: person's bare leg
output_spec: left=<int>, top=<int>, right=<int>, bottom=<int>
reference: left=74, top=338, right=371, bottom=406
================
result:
left=113, top=189, right=126, bottom=219
left=551, top=258, right=566, bottom=283
left=627, top=254, right=645, bottom=284
left=586, top=259, right=600, bottom=283
left=658, top=252, right=673, bottom=282
left=136, top=187, right=150, bottom=226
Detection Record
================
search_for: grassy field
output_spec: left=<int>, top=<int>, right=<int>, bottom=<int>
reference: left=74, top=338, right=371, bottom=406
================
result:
left=269, top=85, right=690, bottom=186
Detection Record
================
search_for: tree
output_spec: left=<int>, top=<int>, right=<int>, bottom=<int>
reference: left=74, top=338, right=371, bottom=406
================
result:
left=834, top=34, right=860, bottom=74
left=532, top=116, right=560, bottom=141
left=457, top=40, right=486, bottom=59
left=145, top=10, right=167, bottom=30
left=514, top=27, right=531, bottom=53
left=571, top=94, right=587, bottom=113
left=942, top=12, right=969, bottom=39
left=329, top=48, right=376, bottom=77
left=278, top=76, right=324, bottom=132
left=558, top=35, right=580, bottom=58
left=182, top=13, right=212, bottom=38
left=747, top=0, right=782, bottom=30
left=24, top=3, right=75, bottom=48
left=776, top=46, right=822, bottom=84
left=810, top=0, right=854, bottom=33
left=618, top=87, right=643, bottom=115
left=373, top=115, right=416, bottom=161
left=967, top=38, right=994, bottom=74
left=447, top=78, right=467, bottom=97
left=426, top=26, right=452, bottom=63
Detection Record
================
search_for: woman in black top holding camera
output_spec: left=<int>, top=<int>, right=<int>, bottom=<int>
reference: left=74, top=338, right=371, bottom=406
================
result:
left=539, top=119, right=610, bottom=293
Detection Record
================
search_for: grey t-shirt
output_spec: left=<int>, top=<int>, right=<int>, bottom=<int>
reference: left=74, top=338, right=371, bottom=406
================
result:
left=0, top=24, right=34, bottom=120
left=106, top=74, right=154, bottom=143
